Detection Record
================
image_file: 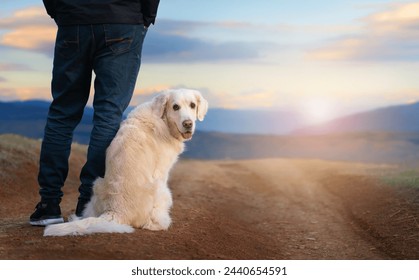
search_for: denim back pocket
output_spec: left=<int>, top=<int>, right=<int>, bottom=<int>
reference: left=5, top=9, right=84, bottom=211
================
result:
left=104, top=24, right=136, bottom=55
left=55, top=25, right=79, bottom=59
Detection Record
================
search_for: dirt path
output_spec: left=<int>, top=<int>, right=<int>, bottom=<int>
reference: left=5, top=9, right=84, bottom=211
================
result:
left=0, top=137, right=418, bottom=259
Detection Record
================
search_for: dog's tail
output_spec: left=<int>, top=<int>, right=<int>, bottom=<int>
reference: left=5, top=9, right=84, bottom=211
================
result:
left=43, top=216, right=134, bottom=236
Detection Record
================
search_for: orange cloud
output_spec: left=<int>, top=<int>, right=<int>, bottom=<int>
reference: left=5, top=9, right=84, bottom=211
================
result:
left=0, top=6, right=56, bottom=54
left=307, top=2, right=419, bottom=61
left=371, top=2, right=419, bottom=23
left=307, top=38, right=363, bottom=60
left=11, top=6, right=45, bottom=19
left=0, top=63, right=32, bottom=71
left=214, top=89, right=277, bottom=109
left=133, top=85, right=171, bottom=96
left=1, top=26, right=56, bottom=50
left=0, top=7, right=46, bottom=26
left=0, top=86, right=50, bottom=101
left=130, top=85, right=172, bottom=105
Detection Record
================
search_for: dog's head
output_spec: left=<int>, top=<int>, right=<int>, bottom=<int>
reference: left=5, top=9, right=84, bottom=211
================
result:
left=152, top=89, right=208, bottom=141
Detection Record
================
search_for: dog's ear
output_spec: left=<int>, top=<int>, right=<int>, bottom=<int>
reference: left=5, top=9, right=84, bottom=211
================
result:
left=194, top=91, right=208, bottom=121
left=151, top=92, right=169, bottom=118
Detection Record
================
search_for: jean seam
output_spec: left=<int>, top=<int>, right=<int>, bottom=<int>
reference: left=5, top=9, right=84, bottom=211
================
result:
left=104, top=24, right=135, bottom=55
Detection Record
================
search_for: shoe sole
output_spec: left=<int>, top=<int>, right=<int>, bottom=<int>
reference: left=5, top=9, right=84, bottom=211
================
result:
left=30, top=217, right=64, bottom=226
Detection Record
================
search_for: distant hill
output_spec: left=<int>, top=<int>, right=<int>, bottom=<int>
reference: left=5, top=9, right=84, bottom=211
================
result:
left=194, top=108, right=304, bottom=135
left=293, top=102, right=419, bottom=135
left=123, top=106, right=305, bottom=135
left=184, top=131, right=419, bottom=165
left=0, top=100, right=94, bottom=144
left=2, top=100, right=419, bottom=165
left=0, top=100, right=305, bottom=140
left=1, top=129, right=418, bottom=165
left=3, top=99, right=419, bottom=138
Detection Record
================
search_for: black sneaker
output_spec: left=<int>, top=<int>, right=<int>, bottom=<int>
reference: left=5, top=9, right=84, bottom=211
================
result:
left=75, top=198, right=90, bottom=217
left=29, top=201, right=64, bottom=226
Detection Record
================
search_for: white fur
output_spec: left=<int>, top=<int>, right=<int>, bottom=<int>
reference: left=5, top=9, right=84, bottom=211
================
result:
left=44, top=89, right=208, bottom=236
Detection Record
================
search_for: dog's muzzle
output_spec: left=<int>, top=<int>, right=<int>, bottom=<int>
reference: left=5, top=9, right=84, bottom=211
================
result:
left=181, top=120, right=193, bottom=139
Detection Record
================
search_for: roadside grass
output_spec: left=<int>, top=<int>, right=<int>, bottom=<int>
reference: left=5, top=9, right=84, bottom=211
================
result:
left=381, top=169, right=419, bottom=189
left=379, top=169, right=419, bottom=230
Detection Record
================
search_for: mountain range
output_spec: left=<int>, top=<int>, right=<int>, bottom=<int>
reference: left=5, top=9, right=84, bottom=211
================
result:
left=1, top=99, right=419, bottom=164
left=293, top=102, right=419, bottom=135
left=2, top=99, right=419, bottom=136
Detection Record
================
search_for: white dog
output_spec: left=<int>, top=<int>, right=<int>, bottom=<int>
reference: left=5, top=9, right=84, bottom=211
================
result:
left=44, top=89, right=208, bottom=236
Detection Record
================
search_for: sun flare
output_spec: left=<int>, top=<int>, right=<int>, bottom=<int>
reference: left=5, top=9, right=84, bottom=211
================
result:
left=301, top=99, right=337, bottom=125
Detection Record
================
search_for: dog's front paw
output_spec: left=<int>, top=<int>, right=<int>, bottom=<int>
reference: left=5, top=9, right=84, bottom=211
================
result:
left=143, top=215, right=171, bottom=231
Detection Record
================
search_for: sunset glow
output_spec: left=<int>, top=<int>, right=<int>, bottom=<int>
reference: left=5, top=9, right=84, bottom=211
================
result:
left=301, top=99, right=337, bottom=125
left=0, top=0, right=418, bottom=125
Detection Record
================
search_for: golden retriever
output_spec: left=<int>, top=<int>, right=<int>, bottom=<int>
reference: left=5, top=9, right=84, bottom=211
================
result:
left=44, top=89, right=208, bottom=236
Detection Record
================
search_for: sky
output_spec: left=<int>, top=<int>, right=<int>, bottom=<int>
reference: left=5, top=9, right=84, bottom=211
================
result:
left=1, top=0, right=419, bottom=124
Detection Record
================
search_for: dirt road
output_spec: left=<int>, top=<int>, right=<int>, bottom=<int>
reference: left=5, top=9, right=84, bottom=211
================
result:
left=0, top=136, right=418, bottom=259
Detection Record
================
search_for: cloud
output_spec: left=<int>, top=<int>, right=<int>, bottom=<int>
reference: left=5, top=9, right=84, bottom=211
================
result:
left=0, top=7, right=277, bottom=63
left=0, top=6, right=56, bottom=55
left=142, top=19, right=277, bottom=63
left=129, top=85, right=268, bottom=109
left=0, top=88, right=18, bottom=101
left=0, top=86, right=50, bottom=101
left=1, top=25, right=56, bottom=55
left=0, top=63, right=33, bottom=85
left=307, top=2, right=419, bottom=61
left=214, top=89, right=277, bottom=109
left=143, top=31, right=264, bottom=63
left=0, top=63, right=33, bottom=71
left=0, top=6, right=51, bottom=27
left=130, top=85, right=221, bottom=107
left=130, top=84, right=172, bottom=105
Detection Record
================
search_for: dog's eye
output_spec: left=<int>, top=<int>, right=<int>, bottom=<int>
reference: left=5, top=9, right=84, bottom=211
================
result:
left=173, top=104, right=180, bottom=111
left=190, top=103, right=196, bottom=109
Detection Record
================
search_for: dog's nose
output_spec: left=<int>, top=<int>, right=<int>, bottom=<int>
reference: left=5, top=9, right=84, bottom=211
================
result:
left=182, top=120, right=193, bottom=129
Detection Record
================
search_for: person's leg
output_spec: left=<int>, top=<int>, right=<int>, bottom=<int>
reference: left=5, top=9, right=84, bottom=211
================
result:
left=30, top=25, right=93, bottom=225
left=76, top=24, right=147, bottom=216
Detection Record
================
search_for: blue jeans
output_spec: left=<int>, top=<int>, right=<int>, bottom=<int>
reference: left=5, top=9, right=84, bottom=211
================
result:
left=38, top=24, right=147, bottom=202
